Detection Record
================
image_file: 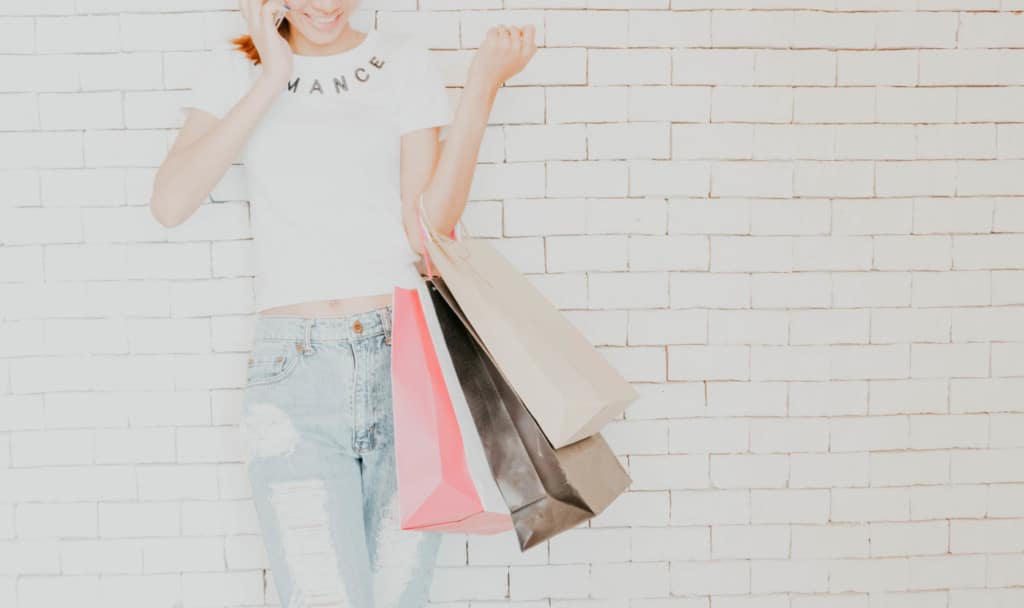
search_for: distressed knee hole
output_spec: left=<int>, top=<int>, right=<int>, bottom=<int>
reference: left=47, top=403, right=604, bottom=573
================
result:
left=372, top=492, right=427, bottom=608
left=271, top=479, right=352, bottom=608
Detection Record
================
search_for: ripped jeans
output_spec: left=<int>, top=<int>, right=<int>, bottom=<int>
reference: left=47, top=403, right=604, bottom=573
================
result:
left=239, top=304, right=444, bottom=608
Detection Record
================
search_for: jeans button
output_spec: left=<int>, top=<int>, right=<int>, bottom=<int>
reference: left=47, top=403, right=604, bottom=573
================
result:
left=353, top=320, right=363, bottom=333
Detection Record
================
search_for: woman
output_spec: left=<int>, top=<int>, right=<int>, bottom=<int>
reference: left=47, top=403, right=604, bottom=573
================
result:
left=150, top=0, right=536, bottom=605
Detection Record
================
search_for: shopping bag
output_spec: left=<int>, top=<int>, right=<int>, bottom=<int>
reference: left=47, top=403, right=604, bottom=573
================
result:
left=416, top=195, right=639, bottom=448
left=413, top=278, right=512, bottom=533
left=390, top=283, right=512, bottom=534
left=424, top=275, right=633, bottom=551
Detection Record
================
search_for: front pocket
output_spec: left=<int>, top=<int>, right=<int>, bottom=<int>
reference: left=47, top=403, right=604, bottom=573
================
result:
left=246, top=340, right=301, bottom=387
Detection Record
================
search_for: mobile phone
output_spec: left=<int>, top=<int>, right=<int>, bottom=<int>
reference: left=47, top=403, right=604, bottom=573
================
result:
left=272, top=1, right=290, bottom=28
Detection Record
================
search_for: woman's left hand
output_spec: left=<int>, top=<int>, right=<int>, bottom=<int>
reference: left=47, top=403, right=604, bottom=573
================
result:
left=469, top=24, right=537, bottom=90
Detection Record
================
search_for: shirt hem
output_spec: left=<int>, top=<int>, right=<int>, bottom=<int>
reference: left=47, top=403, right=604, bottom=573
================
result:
left=254, top=262, right=423, bottom=313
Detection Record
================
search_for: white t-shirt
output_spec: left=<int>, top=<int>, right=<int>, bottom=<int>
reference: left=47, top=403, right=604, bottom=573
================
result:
left=180, top=29, right=453, bottom=312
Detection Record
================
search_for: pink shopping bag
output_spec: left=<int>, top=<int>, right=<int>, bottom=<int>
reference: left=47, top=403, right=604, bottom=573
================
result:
left=391, top=281, right=512, bottom=534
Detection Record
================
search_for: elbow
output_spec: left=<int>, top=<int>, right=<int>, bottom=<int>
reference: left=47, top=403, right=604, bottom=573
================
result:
left=419, top=191, right=460, bottom=240
left=150, top=169, right=178, bottom=228
left=149, top=196, right=175, bottom=228
left=149, top=193, right=188, bottom=228
left=150, top=154, right=208, bottom=228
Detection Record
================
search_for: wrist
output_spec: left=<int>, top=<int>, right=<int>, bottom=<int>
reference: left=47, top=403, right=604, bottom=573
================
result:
left=464, top=72, right=501, bottom=100
left=255, top=71, right=288, bottom=92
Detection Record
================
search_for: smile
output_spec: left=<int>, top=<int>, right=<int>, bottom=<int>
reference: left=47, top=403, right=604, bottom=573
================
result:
left=306, top=11, right=342, bottom=28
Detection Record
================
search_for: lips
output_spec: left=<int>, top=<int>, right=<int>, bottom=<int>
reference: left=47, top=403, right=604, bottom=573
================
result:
left=306, top=10, right=342, bottom=28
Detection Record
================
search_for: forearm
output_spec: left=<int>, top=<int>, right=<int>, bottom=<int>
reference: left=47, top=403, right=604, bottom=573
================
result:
left=421, top=73, right=500, bottom=236
left=151, top=75, right=282, bottom=227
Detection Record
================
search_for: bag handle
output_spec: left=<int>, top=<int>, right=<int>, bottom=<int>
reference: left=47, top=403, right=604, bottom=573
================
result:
left=416, top=192, right=465, bottom=278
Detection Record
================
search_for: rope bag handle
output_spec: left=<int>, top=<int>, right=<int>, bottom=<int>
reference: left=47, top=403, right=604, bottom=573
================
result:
left=416, top=192, right=465, bottom=278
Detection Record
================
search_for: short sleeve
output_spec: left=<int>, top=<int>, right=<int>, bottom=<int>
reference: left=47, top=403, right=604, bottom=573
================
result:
left=397, top=39, right=453, bottom=140
left=180, top=49, right=253, bottom=121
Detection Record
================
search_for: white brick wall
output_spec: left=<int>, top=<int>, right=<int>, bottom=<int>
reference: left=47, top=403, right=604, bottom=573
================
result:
left=2, top=0, right=1024, bottom=606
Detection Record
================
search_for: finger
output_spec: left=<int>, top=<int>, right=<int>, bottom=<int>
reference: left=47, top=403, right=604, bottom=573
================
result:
left=265, top=0, right=286, bottom=28
left=260, top=0, right=282, bottom=35
left=243, top=0, right=260, bottom=32
left=497, top=25, right=512, bottom=45
left=515, top=25, right=530, bottom=49
left=489, top=25, right=504, bottom=46
left=260, top=0, right=277, bottom=24
left=264, top=0, right=286, bottom=17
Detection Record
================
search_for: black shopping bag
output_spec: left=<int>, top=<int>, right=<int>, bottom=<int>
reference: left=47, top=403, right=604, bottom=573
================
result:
left=423, top=277, right=633, bottom=551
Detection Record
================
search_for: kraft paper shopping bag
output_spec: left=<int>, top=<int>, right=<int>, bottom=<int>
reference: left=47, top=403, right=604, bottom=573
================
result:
left=416, top=195, right=639, bottom=449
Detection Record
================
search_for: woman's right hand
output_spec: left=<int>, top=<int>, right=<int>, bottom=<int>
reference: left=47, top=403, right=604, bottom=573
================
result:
left=240, top=0, right=294, bottom=85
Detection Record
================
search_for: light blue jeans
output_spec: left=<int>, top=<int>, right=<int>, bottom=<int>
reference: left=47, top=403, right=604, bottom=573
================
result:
left=239, top=304, right=444, bottom=608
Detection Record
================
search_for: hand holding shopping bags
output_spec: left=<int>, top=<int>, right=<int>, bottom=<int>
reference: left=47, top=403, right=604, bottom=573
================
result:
left=389, top=194, right=635, bottom=551
left=414, top=196, right=640, bottom=449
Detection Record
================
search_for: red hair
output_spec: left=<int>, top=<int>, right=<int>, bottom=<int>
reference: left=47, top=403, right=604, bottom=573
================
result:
left=230, top=18, right=292, bottom=64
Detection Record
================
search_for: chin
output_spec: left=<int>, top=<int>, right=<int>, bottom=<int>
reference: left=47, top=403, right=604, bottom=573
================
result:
left=298, top=27, right=341, bottom=42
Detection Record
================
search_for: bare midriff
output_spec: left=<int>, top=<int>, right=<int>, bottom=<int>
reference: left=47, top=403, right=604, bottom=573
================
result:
left=258, top=293, right=392, bottom=319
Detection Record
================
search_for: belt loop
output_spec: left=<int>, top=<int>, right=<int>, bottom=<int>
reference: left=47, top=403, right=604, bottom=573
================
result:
left=378, top=305, right=392, bottom=345
left=303, top=318, right=314, bottom=352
